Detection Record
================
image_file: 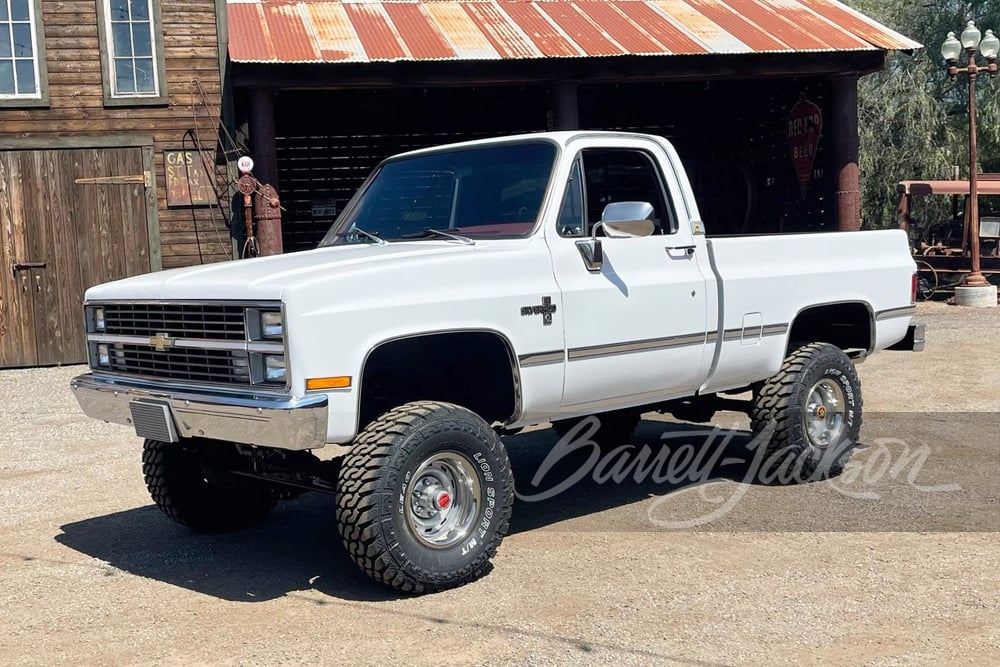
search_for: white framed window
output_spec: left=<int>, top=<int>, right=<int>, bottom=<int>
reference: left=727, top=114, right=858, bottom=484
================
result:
left=0, top=0, right=48, bottom=106
left=97, top=0, right=167, bottom=105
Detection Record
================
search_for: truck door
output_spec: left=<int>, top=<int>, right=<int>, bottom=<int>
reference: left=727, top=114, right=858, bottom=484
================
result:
left=546, top=143, right=712, bottom=409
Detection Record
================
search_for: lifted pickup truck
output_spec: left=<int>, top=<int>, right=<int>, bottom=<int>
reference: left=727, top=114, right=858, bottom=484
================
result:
left=72, top=132, right=923, bottom=593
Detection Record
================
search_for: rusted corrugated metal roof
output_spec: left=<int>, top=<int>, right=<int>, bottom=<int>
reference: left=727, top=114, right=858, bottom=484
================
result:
left=227, top=0, right=921, bottom=65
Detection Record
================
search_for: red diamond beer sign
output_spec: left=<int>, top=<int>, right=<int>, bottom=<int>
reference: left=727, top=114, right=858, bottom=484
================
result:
left=787, top=94, right=822, bottom=199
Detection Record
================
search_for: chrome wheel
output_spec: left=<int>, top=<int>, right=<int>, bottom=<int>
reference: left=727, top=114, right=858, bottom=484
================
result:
left=803, top=378, right=847, bottom=449
left=405, top=451, right=481, bottom=549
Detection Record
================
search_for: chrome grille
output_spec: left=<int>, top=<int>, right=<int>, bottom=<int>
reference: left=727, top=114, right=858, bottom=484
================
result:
left=102, top=304, right=246, bottom=341
left=109, top=344, right=251, bottom=385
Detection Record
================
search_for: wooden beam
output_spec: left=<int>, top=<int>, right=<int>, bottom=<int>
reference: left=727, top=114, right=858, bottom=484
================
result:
left=232, top=51, right=888, bottom=90
left=142, top=145, right=163, bottom=272
left=551, top=82, right=579, bottom=131
left=0, top=134, right=156, bottom=150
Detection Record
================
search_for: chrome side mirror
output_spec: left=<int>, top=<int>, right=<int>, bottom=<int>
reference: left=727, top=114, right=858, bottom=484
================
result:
left=600, top=201, right=656, bottom=238
left=574, top=202, right=655, bottom=273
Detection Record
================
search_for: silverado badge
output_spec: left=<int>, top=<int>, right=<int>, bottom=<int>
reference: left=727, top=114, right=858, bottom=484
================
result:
left=521, top=297, right=557, bottom=326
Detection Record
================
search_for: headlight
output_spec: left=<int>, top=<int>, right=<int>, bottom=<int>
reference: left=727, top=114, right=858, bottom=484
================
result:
left=97, top=344, right=110, bottom=367
left=264, top=355, right=286, bottom=383
left=93, top=307, right=106, bottom=332
left=260, top=311, right=283, bottom=339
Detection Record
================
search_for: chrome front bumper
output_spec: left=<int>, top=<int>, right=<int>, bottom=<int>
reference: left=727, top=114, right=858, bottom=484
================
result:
left=70, top=373, right=328, bottom=451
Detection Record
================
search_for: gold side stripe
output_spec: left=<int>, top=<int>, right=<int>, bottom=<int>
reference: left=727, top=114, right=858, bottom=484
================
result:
left=518, top=350, right=565, bottom=367
left=875, top=306, right=917, bottom=321
left=521, top=323, right=789, bottom=367
left=721, top=323, right=788, bottom=342
left=568, top=332, right=708, bottom=361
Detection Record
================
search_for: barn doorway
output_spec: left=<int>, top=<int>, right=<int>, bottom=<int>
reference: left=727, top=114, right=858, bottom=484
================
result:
left=0, top=146, right=154, bottom=367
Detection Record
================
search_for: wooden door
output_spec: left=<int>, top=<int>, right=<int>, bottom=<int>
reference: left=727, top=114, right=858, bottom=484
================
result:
left=0, top=148, right=151, bottom=368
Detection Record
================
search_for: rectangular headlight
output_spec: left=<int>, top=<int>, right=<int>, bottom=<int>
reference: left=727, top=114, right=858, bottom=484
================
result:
left=264, top=355, right=286, bottom=383
left=97, top=344, right=110, bottom=367
left=260, top=311, right=283, bottom=339
left=93, top=307, right=105, bottom=332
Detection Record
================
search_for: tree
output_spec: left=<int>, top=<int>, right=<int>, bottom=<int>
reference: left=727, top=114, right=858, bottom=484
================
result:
left=845, top=0, right=1000, bottom=228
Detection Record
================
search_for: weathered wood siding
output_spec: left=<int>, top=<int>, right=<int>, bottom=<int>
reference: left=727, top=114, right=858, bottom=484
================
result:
left=0, top=0, right=229, bottom=269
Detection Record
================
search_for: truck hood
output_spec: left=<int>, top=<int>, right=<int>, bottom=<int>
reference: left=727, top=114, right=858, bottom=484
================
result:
left=85, top=242, right=482, bottom=302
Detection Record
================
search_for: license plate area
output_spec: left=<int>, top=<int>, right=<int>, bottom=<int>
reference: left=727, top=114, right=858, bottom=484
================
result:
left=128, top=400, right=178, bottom=442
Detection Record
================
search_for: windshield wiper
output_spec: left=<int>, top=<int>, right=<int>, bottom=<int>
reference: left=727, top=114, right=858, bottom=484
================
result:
left=336, top=227, right=388, bottom=246
left=401, top=228, right=475, bottom=245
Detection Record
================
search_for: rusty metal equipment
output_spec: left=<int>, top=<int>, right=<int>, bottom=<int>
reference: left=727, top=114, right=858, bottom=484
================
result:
left=897, top=177, right=1000, bottom=299
left=235, top=173, right=283, bottom=259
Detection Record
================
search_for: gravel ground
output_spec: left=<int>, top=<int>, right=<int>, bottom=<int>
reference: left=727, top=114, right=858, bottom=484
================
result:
left=0, top=302, right=997, bottom=666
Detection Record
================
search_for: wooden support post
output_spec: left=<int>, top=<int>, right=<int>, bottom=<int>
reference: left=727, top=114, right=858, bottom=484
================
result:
left=551, top=82, right=580, bottom=130
left=831, top=74, right=861, bottom=231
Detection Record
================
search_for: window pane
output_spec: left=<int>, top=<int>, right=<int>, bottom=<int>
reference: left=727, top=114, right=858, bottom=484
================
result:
left=0, top=60, right=14, bottom=94
left=11, top=0, right=29, bottom=22
left=114, top=58, right=135, bottom=93
left=111, top=23, right=132, bottom=57
left=134, top=57, right=154, bottom=92
left=132, top=21, right=151, bottom=57
left=14, top=57, right=34, bottom=94
left=129, top=0, right=149, bottom=21
left=0, top=34, right=11, bottom=59
left=12, top=23, right=32, bottom=57
left=109, top=0, right=129, bottom=21
left=0, top=3, right=8, bottom=21
left=558, top=161, right=585, bottom=237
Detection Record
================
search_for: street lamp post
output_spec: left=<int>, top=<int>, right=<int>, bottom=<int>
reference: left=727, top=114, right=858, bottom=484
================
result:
left=941, top=22, right=999, bottom=288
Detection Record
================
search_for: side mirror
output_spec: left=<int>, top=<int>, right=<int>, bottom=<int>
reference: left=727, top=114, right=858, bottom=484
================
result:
left=599, top=201, right=656, bottom=238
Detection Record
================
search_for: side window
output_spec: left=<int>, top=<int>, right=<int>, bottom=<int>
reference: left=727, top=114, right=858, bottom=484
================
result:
left=557, top=159, right=586, bottom=237
left=580, top=149, right=677, bottom=235
left=96, top=0, right=167, bottom=106
left=0, top=0, right=49, bottom=107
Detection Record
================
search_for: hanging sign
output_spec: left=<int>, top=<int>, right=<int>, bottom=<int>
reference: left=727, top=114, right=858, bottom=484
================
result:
left=165, top=149, right=214, bottom=207
left=786, top=94, right=823, bottom=199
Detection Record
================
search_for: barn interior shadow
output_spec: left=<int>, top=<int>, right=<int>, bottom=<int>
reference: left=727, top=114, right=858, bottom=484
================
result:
left=56, top=419, right=769, bottom=602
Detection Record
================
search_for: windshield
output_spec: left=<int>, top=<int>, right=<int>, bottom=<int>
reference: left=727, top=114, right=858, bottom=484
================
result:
left=319, top=141, right=556, bottom=245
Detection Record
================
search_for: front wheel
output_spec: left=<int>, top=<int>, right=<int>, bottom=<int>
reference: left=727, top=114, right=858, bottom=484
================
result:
left=142, top=438, right=278, bottom=532
left=336, top=401, right=514, bottom=593
left=749, top=342, right=862, bottom=483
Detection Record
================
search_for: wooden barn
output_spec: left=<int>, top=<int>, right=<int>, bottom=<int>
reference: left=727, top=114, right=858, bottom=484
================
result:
left=0, top=0, right=231, bottom=367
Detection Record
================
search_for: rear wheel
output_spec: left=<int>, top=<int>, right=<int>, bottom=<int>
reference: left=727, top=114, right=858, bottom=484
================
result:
left=336, top=401, right=514, bottom=593
left=141, top=438, right=278, bottom=532
left=749, top=342, right=862, bottom=483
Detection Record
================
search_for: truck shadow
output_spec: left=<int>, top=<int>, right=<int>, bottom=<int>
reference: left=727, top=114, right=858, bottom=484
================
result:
left=507, top=419, right=764, bottom=534
left=55, top=419, right=788, bottom=602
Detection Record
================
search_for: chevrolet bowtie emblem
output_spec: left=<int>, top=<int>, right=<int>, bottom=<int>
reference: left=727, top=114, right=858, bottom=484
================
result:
left=149, top=332, right=174, bottom=351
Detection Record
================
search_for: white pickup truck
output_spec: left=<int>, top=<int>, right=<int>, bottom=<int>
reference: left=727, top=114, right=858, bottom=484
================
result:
left=72, top=131, right=923, bottom=593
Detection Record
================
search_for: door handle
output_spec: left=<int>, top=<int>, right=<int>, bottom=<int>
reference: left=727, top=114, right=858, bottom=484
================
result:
left=666, top=245, right=696, bottom=255
left=12, top=261, right=47, bottom=275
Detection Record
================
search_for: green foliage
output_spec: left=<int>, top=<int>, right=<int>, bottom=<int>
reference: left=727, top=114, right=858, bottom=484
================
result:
left=845, top=0, right=1000, bottom=228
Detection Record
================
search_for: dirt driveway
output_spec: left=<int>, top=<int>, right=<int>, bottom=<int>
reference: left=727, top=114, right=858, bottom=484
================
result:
left=1, top=302, right=997, bottom=666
